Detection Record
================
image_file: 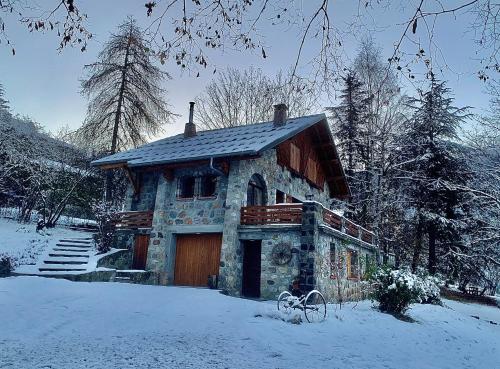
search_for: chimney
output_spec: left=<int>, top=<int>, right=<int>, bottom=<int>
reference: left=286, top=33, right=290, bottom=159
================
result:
left=184, top=101, right=197, bottom=138
left=273, top=103, right=288, bottom=127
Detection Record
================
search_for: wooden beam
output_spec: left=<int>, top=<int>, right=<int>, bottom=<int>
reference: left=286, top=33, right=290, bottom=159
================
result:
left=163, top=169, right=174, bottom=182
left=139, top=155, right=256, bottom=174
left=99, top=162, right=127, bottom=170
left=125, top=167, right=140, bottom=195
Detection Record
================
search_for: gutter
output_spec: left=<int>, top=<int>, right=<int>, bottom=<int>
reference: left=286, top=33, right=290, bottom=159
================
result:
left=209, top=157, right=226, bottom=176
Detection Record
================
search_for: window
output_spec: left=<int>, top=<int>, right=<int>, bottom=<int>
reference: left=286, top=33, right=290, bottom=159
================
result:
left=178, top=176, right=195, bottom=198
left=276, top=190, right=285, bottom=204
left=247, top=174, right=267, bottom=206
left=346, top=249, right=359, bottom=279
left=199, top=175, right=218, bottom=197
left=290, top=143, right=301, bottom=172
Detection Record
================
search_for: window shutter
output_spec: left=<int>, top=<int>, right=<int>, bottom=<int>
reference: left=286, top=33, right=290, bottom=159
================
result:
left=290, top=143, right=301, bottom=172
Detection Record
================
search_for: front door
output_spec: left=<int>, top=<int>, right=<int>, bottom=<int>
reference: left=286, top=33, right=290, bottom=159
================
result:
left=242, top=240, right=262, bottom=298
left=174, top=233, right=222, bottom=287
left=132, top=234, right=150, bottom=270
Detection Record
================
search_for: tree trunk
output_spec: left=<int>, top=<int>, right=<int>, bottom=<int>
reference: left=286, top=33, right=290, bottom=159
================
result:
left=105, top=24, right=133, bottom=202
left=411, top=214, right=423, bottom=272
left=428, top=223, right=437, bottom=275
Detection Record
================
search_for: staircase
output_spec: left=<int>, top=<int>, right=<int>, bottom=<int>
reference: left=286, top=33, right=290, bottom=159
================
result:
left=38, top=237, right=94, bottom=274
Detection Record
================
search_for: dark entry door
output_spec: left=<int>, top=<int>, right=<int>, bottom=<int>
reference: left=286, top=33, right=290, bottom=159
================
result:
left=132, top=235, right=150, bottom=270
left=242, top=240, right=262, bottom=298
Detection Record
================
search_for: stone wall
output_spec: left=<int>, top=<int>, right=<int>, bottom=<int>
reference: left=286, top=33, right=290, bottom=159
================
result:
left=145, top=164, right=228, bottom=284
left=219, top=149, right=333, bottom=296
left=160, top=167, right=228, bottom=226
left=315, top=228, right=376, bottom=302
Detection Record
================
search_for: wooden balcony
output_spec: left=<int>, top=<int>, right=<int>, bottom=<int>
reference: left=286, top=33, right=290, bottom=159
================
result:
left=240, top=204, right=303, bottom=225
left=323, top=208, right=375, bottom=245
left=240, top=204, right=375, bottom=246
left=115, top=211, right=153, bottom=229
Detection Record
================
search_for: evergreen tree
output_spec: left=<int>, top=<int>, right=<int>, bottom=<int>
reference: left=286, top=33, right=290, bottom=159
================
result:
left=78, top=17, right=172, bottom=201
left=402, top=78, right=471, bottom=275
left=0, top=83, right=10, bottom=120
left=329, top=71, right=369, bottom=177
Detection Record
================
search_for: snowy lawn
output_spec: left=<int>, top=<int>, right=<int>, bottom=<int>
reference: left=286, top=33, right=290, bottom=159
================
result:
left=0, top=277, right=498, bottom=369
left=0, top=218, right=86, bottom=269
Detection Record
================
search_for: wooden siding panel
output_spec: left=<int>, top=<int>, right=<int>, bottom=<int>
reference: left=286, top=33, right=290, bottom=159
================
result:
left=276, top=128, right=327, bottom=190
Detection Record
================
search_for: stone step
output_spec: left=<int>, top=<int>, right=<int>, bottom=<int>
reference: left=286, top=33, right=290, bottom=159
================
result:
left=59, top=239, right=92, bottom=244
left=49, top=253, right=89, bottom=258
left=55, top=243, right=92, bottom=248
left=43, top=260, right=88, bottom=265
left=68, top=226, right=97, bottom=232
left=39, top=268, right=87, bottom=272
left=53, top=247, right=92, bottom=252
left=115, top=276, right=132, bottom=283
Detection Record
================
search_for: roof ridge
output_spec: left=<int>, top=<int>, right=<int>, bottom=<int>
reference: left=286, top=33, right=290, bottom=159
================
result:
left=194, top=113, right=325, bottom=135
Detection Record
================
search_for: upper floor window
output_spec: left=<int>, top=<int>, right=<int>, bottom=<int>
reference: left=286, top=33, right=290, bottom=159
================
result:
left=200, top=175, right=218, bottom=197
left=247, top=174, right=267, bottom=206
left=276, top=190, right=285, bottom=204
left=178, top=176, right=196, bottom=198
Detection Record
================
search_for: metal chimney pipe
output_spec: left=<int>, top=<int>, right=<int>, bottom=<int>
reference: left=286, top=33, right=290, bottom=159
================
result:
left=184, top=102, right=197, bottom=138
left=189, top=101, right=195, bottom=124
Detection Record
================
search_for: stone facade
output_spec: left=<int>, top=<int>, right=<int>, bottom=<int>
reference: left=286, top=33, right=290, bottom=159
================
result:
left=118, top=147, right=378, bottom=301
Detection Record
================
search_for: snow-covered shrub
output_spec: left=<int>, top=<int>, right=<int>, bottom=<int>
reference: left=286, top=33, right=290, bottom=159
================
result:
left=0, top=254, right=14, bottom=277
left=92, top=201, right=119, bottom=253
left=371, top=268, right=443, bottom=314
left=371, top=268, right=421, bottom=314
left=415, top=273, right=443, bottom=305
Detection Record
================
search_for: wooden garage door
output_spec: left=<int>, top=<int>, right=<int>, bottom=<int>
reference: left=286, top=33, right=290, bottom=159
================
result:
left=174, top=233, right=222, bottom=287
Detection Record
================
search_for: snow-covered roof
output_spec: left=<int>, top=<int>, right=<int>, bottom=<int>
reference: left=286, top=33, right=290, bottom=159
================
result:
left=92, top=114, right=326, bottom=167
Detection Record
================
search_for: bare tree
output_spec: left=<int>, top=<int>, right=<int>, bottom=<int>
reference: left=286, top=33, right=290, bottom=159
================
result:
left=3, top=1, right=500, bottom=83
left=0, top=0, right=91, bottom=54
left=77, top=17, right=173, bottom=200
left=194, top=67, right=317, bottom=130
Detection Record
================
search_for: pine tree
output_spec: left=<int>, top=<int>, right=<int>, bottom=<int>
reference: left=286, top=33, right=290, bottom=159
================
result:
left=78, top=17, right=172, bottom=201
left=402, top=78, right=471, bottom=275
left=329, top=71, right=369, bottom=177
left=0, top=83, right=10, bottom=120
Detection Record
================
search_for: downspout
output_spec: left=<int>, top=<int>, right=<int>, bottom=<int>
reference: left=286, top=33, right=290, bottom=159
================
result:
left=209, top=157, right=226, bottom=177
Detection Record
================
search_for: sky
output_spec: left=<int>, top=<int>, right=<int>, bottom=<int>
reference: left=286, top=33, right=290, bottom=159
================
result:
left=0, top=1, right=493, bottom=140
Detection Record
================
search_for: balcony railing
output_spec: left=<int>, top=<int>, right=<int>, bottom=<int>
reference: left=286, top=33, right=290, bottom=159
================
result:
left=114, top=211, right=153, bottom=229
left=323, top=208, right=374, bottom=245
left=240, top=204, right=303, bottom=225
left=240, top=203, right=375, bottom=245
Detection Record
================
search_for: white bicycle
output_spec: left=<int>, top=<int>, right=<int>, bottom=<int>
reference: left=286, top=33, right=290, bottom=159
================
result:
left=277, top=289, right=327, bottom=323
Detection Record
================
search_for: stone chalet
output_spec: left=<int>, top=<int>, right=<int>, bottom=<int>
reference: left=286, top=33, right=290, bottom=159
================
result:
left=92, top=103, right=378, bottom=300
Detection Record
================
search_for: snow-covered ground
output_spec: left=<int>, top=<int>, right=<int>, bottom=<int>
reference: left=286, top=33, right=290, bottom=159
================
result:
left=0, top=217, right=122, bottom=275
left=0, top=277, right=498, bottom=369
left=0, top=217, right=86, bottom=268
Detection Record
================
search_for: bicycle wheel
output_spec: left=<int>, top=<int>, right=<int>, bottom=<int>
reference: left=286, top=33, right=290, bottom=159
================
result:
left=277, top=291, right=292, bottom=314
left=304, top=290, right=327, bottom=323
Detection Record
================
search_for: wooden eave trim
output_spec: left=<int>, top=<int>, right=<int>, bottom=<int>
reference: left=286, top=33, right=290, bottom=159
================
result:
left=98, top=162, right=127, bottom=170
left=137, top=155, right=259, bottom=174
